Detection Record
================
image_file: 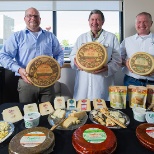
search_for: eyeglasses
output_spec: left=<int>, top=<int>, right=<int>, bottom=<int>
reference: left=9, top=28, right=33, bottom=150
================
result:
left=25, top=14, right=40, bottom=19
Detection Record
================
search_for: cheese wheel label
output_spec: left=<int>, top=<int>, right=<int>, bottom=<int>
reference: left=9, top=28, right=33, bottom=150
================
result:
left=20, top=131, right=46, bottom=147
left=146, top=127, right=154, bottom=138
left=83, top=128, right=107, bottom=143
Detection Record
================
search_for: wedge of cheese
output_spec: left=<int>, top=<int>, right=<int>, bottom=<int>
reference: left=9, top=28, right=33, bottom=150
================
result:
left=69, top=111, right=87, bottom=119
left=67, top=99, right=76, bottom=110
left=23, top=103, right=39, bottom=114
left=93, top=99, right=107, bottom=109
left=54, top=96, right=65, bottom=109
left=61, top=116, right=78, bottom=128
left=77, top=99, right=91, bottom=111
left=2, top=106, right=23, bottom=123
left=39, top=101, right=54, bottom=116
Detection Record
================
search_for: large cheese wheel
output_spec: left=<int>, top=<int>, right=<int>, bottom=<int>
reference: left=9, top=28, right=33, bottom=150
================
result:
left=26, top=55, right=60, bottom=87
left=136, top=123, right=154, bottom=152
left=76, top=42, right=107, bottom=72
left=129, top=52, right=154, bottom=75
left=72, top=124, right=117, bottom=154
left=9, top=127, right=55, bottom=154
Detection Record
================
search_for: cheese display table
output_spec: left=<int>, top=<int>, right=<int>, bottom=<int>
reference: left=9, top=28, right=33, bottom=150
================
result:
left=0, top=102, right=154, bottom=154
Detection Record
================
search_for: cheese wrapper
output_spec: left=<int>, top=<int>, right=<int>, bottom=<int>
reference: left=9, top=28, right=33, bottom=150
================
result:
left=67, top=99, right=76, bottom=110
left=54, top=96, right=65, bottom=109
left=39, top=102, right=54, bottom=116
left=24, top=103, right=39, bottom=114
left=2, top=106, right=23, bottom=123
left=77, top=99, right=91, bottom=111
left=93, top=99, right=107, bottom=109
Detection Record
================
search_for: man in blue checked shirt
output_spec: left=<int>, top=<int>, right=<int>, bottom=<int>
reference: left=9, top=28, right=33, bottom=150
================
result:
left=0, top=7, right=64, bottom=103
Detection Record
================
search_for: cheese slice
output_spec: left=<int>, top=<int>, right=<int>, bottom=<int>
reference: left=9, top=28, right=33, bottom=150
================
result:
left=54, top=96, right=65, bottom=109
left=76, top=42, right=107, bottom=72
left=93, top=99, right=107, bottom=109
left=77, top=99, right=91, bottom=111
left=39, top=102, right=54, bottom=116
left=69, top=111, right=87, bottom=119
left=129, top=52, right=154, bottom=75
left=23, top=103, right=39, bottom=114
left=2, top=106, right=23, bottom=123
left=67, top=99, right=76, bottom=110
left=61, top=116, right=78, bottom=128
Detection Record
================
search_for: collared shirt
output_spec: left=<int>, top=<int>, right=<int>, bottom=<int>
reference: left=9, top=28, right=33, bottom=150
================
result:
left=90, top=29, right=103, bottom=41
left=0, top=28, right=64, bottom=76
left=120, top=32, right=154, bottom=80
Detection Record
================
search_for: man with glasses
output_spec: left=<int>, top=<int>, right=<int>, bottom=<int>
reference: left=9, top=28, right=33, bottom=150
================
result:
left=0, top=7, right=64, bottom=103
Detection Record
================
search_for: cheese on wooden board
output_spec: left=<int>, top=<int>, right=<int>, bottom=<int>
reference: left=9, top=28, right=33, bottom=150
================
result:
left=26, top=55, right=60, bottom=87
left=93, top=99, right=107, bottom=109
left=2, top=106, right=23, bottom=123
left=39, top=102, right=54, bottom=116
left=67, top=99, right=76, bottom=110
left=23, top=103, right=39, bottom=114
left=129, top=52, right=154, bottom=75
left=77, top=99, right=91, bottom=111
left=54, top=96, right=65, bottom=109
left=76, top=42, right=107, bottom=72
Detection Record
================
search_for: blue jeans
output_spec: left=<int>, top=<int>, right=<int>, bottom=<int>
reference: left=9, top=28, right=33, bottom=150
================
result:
left=124, top=74, right=154, bottom=87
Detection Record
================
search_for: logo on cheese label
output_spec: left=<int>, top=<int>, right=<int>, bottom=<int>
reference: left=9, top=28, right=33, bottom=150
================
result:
left=83, top=128, right=107, bottom=143
left=20, top=131, right=46, bottom=147
left=146, top=127, right=154, bottom=139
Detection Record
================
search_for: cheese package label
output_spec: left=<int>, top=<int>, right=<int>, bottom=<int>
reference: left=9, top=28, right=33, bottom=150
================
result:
left=24, top=103, right=39, bottom=115
left=77, top=99, right=91, bottom=111
left=93, top=99, right=107, bottom=109
left=67, top=99, right=76, bottom=110
left=39, top=102, right=54, bottom=116
left=54, top=96, right=65, bottom=109
left=2, top=106, right=23, bottom=123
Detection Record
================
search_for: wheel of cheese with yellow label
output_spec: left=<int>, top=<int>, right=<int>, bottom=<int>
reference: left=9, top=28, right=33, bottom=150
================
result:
left=129, top=52, right=154, bottom=75
left=76, top=42, right=107, bottom=72
left=26, top=55, right=60, bottom=87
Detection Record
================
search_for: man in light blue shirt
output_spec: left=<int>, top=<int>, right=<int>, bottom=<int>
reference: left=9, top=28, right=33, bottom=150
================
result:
left=0, top=7, right=64, bottom=103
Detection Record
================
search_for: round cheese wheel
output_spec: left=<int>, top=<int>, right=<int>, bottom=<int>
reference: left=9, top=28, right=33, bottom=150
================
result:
left=136, top=123, right=154, bottom=152
left=9, top=127, right=55, bottom=154
left=26, top=55, right=60, bottom=87
left=129, top=52, right=154, bottom=75
left=76, top=42, right=107, bottom=72
left=72, top=124, right=117, bottom=154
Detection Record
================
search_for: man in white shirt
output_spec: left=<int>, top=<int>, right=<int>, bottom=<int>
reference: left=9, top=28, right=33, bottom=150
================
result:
left=120, top=12, right=154, bottom=86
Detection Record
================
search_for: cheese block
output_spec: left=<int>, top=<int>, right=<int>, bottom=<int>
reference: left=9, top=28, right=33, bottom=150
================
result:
left=53, top=109, right=66, bottom=119
left=69, top=111, right=87, bottom=120
left=93, top=99, right=107, bottom=109
left=23, top=103, right=39, bottom=114
left=26, top=55, right=60, bottom=87
left=76, top=42, right=107, bottom=72
left=129, top=52, right=154, bottom=75
left=2, top=106, right=23, bottom=123
left=67, top=99, right=76, bottom=110
left=72, top=124, right=117, bottom=154
left=54, top=96, right=65, bottom=109
left=77, top=99, right=91, bottom=111
left=39, top=101, right=54, bottom=116
left=9, top=127, right=55, bottom=154
left=61, top=116, right=78, bottom=128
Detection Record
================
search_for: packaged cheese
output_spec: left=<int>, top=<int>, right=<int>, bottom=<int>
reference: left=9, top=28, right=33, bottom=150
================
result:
left=146, top=85, right=154, bottom=109
left=23, top=103, right=39, bottom=114
left=67, top=99, right=76, bottom=110
left=2, top=106, right=23, bottom=123
left=54, top=96, right=65, bottom=109
left=39, top=101, right=54, bottom=116
left=93, top=99, right=107, bottom=109
left=77, top=99, right=91, bottom=111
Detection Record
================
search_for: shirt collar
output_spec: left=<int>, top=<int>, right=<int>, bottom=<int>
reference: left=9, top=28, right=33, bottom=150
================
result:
left=135, top=32, right=152, bottom=40
left=90, top=29, right=103, bottom=41
left=24, top=27, right=44, bottom=33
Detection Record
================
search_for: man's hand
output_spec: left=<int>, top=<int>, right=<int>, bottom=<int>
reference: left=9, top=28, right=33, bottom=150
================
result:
left=74, top=58, right=83, bottom=70
left=18, top=68, right=32, bottom=84
left=92, top=65, right=108, bottom=74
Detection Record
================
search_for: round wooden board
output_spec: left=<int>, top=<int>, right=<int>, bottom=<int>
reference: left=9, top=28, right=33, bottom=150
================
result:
left=129, top=52, right=154, bottom=75
left=76, top=42, right=107, bottom=72
left=26, top=55, right=60, bottom=87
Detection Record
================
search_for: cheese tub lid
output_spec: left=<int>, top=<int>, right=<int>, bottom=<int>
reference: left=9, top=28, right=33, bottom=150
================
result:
left=26, top=55, right=60, bottom=87
left=9, top=127, right=55, bottom=154
left=76, top=42, right=107, bottom=72
left=129, top=52, right=154, bottom=75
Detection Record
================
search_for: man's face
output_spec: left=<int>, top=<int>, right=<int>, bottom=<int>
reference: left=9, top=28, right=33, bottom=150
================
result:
left=88, top=14, right=104, bottom=34
left=135, top=14, right=153, bottom=36
left=24, top=8, right=41, bottom=32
